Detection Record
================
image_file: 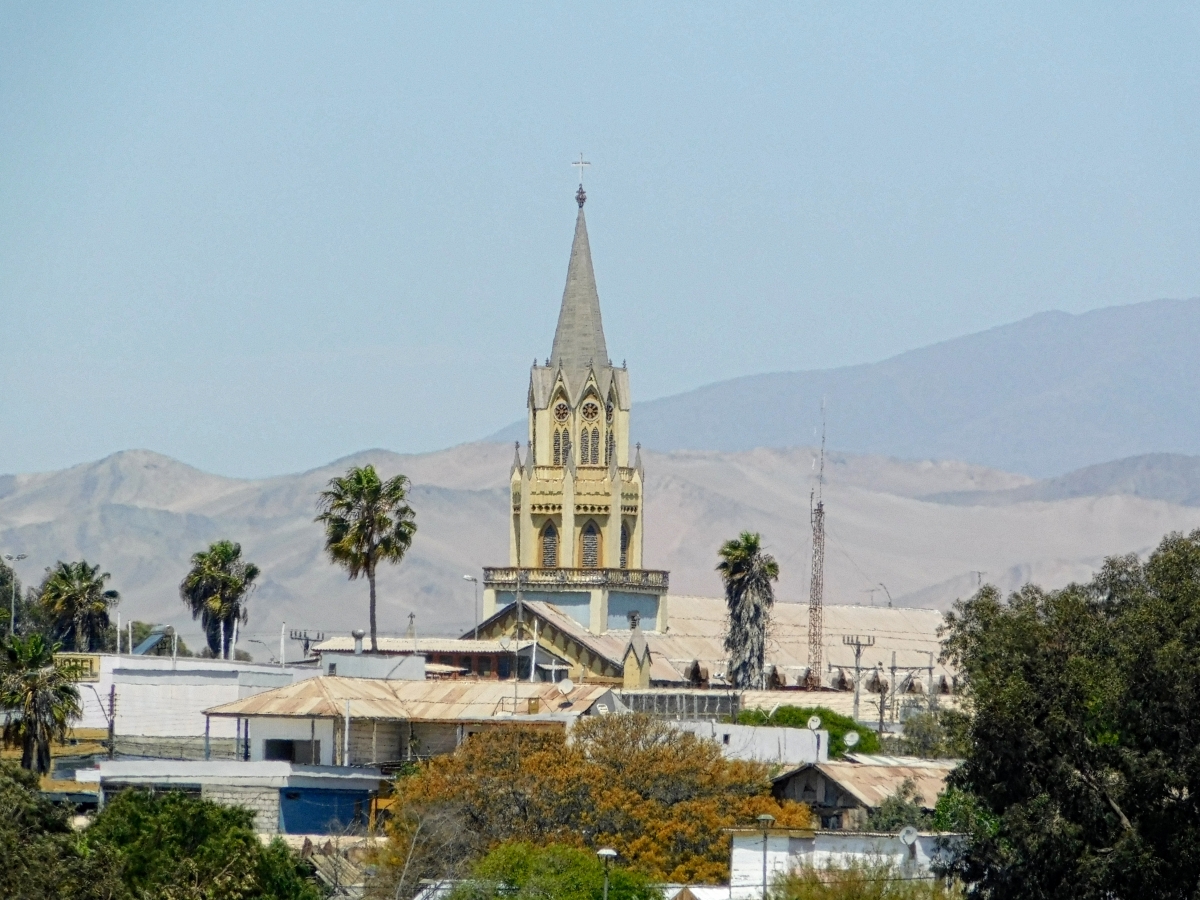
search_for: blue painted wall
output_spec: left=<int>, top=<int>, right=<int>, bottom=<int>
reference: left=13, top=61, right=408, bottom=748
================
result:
left=496, top=590, right=591, bottom=627
left=607, top=593, right=658, bottom=632
left=279, top=788, right=370, bottom=834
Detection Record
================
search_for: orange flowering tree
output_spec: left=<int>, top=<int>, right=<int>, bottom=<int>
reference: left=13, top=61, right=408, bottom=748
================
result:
left=377, top=714, right=809, bottom=894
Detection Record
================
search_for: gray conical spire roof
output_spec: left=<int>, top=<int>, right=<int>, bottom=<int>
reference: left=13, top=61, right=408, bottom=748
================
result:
left=550, top=207, right=608, bottom=385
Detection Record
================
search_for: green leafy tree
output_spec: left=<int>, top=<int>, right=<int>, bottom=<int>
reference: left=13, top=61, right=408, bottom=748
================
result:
left=316, top=465, right=417, bottom=652
left=0, top=762, right=123, bottom=899
left=897, top=710, right=970, bottom=760
left=0, top=634, right=81, bottom=773
left=37, top=560, right=120, bottom=652
left=180, top=540, right=261, bottom=658
left=939, top=529, right=1200, bottom=899
left=449, top=843, right=660, bottom=900
left=737, top=705, right=881, bottom=757
left=87, top=789, right=323, bottom=899
left=717, top=531, right=779, bottom=689
left=864, top=778, right=931, bottom=831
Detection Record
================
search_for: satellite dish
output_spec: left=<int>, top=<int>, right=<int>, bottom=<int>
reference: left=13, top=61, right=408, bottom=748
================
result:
left=807, top=715, right=822, bottom=731
left=899, top=825, right=919, bottom=846
left=557, top=677, right=575, bottom=695
left=498, top=636, right=511, bottom=651
left=844, top=731, right=860, bottom=748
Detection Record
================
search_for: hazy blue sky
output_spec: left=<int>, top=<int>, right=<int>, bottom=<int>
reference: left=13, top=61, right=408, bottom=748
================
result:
left=2, top=3, right=1198, bottom=477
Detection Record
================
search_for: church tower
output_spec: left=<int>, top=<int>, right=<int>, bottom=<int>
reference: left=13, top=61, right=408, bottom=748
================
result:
left=511, top=184, right=642, bottom=572
left=481, top=183, right=668, bottom=636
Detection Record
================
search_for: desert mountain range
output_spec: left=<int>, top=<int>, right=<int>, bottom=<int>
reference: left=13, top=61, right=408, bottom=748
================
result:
left=492, top=297, right=1200, bottom=477
left=4, top=444, right=1200, bottom=655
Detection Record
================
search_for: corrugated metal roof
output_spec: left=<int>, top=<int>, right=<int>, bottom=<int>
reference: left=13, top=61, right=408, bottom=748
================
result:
left=512, top=595, right=952, bottom=686
left=775, top=757, right=958, bottom=810
left=205, top=676, right=611, bottom=722
left=314, top=637, right=525, bottom=655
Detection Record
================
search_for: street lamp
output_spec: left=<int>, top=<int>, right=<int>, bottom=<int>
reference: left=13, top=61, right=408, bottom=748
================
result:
left=597, top=847, right=617, bottom=900
left=4, top=554, right=27, bottom=638
left=756, top=813, right=776, bottom=900
left=463, top=574, right=479, bottom=639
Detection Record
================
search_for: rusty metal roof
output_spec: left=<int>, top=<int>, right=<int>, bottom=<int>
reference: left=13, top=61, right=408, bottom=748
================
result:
left=205, top=675, right=611, bottom=722
left=510, top=595, right=951, bottom=687
left=775, top=757, right=958, bottom=810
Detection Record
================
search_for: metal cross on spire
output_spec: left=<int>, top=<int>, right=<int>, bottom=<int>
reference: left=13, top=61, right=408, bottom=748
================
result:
left=572, top=153, right=591, bottom=186
left=572, top=153, right=591, bottom=207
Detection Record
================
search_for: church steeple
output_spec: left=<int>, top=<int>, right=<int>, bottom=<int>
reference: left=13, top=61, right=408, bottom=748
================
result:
left=550, top=205, right=609, bottom=384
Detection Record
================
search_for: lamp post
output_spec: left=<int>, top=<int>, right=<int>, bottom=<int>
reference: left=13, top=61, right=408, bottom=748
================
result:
left=463, top=574, right=479, bottom=639
left=756, top=813, right=775, bottom=900
left=4, top=554, right=27, bottom=638
left=597, top=847, right=617, bottom=900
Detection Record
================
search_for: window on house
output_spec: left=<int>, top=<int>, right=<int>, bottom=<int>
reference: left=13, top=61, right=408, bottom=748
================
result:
left=541, top=522, right=558, bottom=568
left=264, top=739, right=320, bottom=765
left=581, top=521, right=600, bottom=568
left=590, top=428, right=600, bottom=464
left=553, top=429, right=562, bottom=465
left=479, top=656, right=492, bottom=676
left=606, top=430, right=615, bottom=466
left=498, top=656, right=511, bottom=679
left=461, top=656, right=473, bottom=672
left=620, top=523, right=630, bottom=569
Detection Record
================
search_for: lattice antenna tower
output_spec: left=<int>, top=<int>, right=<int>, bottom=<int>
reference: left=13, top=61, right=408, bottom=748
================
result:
left=807, top=406, right=827, bottom=689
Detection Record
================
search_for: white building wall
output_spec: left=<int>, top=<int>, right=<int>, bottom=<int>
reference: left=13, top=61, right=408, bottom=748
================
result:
left=729, top=832, right=959, bottom=898
left=668, top=721, right=829, bottom=766
left=730, top=834, right=794, bottom=897
left=248, top=717, right=337, bottom=767
left=72, top=655, right=317, bottom=736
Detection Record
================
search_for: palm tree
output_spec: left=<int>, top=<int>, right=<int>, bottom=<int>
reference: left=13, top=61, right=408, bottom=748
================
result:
left=38, top=560, right=120, bottom=652
left=315, top=465, right=417, bottom=652
left=0, top=634, right=81, bottom=773
left=179, top=541, right=260, bottom=659
left=717, top=531, right=779, bottom=690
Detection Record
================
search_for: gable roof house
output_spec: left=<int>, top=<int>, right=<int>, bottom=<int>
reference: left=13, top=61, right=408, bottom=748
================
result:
left=772, top=754, right=959, bottom=830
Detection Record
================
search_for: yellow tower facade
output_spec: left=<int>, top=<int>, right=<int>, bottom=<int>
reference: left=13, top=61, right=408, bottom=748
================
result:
left=482, top=187, right=668, bottom=636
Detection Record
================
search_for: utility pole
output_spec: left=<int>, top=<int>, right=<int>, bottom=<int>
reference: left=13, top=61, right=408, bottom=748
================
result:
left=289, top=629, right=325, bottom=659
left=842, top=634, right=875, bottom=722
left=806, top=413, right=827, bottom=689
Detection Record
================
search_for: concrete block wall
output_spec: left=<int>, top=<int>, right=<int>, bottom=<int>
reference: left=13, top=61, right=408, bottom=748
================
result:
left=201, top=784, right=280, bottom=834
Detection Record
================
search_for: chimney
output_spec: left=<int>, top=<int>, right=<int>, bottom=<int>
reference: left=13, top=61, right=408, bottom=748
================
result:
left=352, top=629, right=365, bottom=655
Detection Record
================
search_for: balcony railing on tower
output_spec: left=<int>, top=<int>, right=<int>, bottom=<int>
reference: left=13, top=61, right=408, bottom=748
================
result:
left=483, top=567, right=669, bottom=592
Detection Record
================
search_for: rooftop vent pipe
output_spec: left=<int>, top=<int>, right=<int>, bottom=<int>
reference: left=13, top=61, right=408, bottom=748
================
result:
left=352, top=629, right=365, bottom=655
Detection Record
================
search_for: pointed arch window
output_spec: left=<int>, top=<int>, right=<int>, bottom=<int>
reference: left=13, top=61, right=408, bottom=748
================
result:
left=541, top=522, right=558, bottom=568
left=590, top=427, right=600, bottom=464
left=553, top=429, right=563, bottom=466
left=620, top=522, right=630, bottom=569
left=606, top=430, right=616, bottom=466
left=581, top=521, right=600, bottom=569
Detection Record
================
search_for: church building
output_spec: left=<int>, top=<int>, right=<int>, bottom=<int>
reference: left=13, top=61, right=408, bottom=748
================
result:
left=476, top=183, right=669, bottom=687
left=469, top=182, right=952, bottom=700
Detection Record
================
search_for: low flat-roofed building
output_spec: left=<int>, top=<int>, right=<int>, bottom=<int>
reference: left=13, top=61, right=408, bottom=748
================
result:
left=58, top=653, right=319, bottom=760
left=205, top=675, right=618, bottom=766
left=727, top=826, right=961, bottom=897
left=313, top=636, right=572, bottom=681
left=772, top=754, right=959, bottom=830
left=76, top=760, right=382, bottom=835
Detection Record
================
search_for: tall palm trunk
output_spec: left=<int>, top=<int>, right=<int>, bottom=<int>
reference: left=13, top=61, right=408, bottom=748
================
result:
left=368, top=561, right=378, bottom=652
